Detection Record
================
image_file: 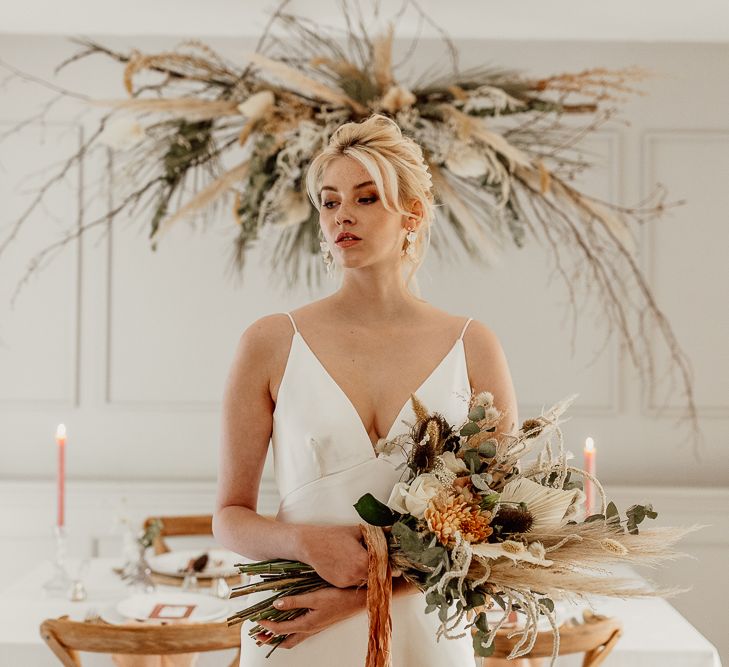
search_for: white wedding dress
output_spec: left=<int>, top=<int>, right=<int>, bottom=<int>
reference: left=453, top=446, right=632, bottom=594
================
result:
left=238, top=312, right=477, bottom=667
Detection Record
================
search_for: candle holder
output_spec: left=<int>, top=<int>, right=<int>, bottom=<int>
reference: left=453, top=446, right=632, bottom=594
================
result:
left=121, top=541, right=157, bottom=594
left=42, top=525, right=72, bottom=598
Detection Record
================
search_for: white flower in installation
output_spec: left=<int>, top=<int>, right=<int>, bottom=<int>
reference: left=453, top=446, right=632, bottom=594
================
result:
left=499, top=477, right=580, bottom=532
left=387, top=473, right=443, bottom=519
left=472, top=539, right=553, bottom=566
left=277, top=189, right=311, bottom=226
left=97, top=118, right=145, bottom=151
left=438, top=451, right=468, bottom=474
left=237, top=90, right=275, bottom=120
left=445, top=142, right=490, bottom=179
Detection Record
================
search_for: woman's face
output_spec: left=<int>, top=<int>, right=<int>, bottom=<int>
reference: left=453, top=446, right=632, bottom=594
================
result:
left=318, top=155, right=416, bottom=270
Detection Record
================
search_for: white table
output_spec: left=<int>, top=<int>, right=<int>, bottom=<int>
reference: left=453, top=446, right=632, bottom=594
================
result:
left=0, top=558, right=722, bottom=666
left=0, top=557, right=245, bottom=666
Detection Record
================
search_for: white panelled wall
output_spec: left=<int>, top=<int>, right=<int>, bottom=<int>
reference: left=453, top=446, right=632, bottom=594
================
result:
left=0, top=33, right=727, bottom=661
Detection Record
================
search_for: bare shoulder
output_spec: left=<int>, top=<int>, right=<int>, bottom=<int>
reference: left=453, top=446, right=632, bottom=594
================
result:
left=230, top=313, right=297, bottom=391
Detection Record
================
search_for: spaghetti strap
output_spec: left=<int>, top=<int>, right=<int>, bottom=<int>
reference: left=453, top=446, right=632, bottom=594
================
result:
left=458, top=317, right=473, bottom=341
left=284, top=312, right=298, bottom=335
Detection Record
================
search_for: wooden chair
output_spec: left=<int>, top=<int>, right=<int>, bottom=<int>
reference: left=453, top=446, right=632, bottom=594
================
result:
left=484, top=612, right=622, bottom=666
left=143, top=515, right=214, bottom=555
left=40, top=615, right=241, bottom=667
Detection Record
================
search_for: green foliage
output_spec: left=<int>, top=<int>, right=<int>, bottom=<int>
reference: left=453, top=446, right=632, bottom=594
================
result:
left=478, top=439, right=497, bottom=458
left=626, top=503, right=658, bottom=535
left=468, top=405, right=486, bottom=421
left=353, top=493, right=401, bottom=526
left=460, top=422, right=480, bottom=437
left=473, top=629, right=495, bottom=657
left=391, top=522, right=447, bottom=567
left=479, top=492, right=501, bottom=511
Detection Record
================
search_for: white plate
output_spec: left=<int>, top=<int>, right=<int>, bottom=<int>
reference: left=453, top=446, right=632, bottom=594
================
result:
left=99, top=601, right=229, bottom=626
left=115, top=592, right=228, bottom=622
left=147, top=549, right=247, bottom=579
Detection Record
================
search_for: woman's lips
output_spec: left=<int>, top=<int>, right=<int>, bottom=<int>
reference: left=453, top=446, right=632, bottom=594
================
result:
left=335, top=238, right=361, bottom=248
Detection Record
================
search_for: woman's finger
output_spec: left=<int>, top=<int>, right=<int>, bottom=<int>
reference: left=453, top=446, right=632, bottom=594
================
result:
left=272, top=593, right=315, bottom=611
left=258, top=611, right=316, bottom=635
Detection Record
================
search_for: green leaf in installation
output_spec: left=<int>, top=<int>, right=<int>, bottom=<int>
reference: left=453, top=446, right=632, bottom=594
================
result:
left=353, top=493, right=400, bottom=526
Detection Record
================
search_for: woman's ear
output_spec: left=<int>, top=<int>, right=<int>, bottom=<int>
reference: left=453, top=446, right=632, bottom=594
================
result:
left=406, top=198, right=424, bottom=230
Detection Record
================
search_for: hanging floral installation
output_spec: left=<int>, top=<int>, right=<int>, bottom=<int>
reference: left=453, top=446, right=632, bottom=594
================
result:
left=0, top=0, right=701, bottom=449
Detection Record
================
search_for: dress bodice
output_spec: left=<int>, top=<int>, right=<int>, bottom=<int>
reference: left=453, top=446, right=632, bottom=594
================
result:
left=271, top=312, right=474, bottom=521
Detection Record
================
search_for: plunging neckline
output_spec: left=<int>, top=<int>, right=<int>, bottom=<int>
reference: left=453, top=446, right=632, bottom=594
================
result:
left=292, top=331, right=464, bottom=456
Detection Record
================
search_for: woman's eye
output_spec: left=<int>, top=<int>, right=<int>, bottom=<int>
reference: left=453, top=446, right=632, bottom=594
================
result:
left=322, top=197, right=376, bottom=209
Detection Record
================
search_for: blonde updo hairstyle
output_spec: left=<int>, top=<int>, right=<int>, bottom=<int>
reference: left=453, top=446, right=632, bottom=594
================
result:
left=305, top=113, right=436, bottom=297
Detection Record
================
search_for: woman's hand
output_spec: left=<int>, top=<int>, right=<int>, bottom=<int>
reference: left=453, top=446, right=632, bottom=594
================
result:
left=255, top=586, right=366, bottom=649
left=298, top=524, right=369, bottom=588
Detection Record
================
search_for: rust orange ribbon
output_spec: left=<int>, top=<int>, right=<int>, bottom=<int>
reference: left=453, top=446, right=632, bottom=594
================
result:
left=359, top=523, right=393, bottom=667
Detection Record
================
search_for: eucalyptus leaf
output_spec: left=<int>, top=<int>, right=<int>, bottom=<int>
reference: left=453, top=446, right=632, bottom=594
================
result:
left=473, top=630, right=495, bottom=657
left=477, top=440, right=497, bottom=458
left=539, top=597, right=555, bottom=613
left=392, top=522, right=426, bottom=555
left=464, top=449, right=481, bottom=473
left=475, top=611, right=489, bottom=633
left=468, top=405, right=486, bottom=421
left=471, top=474, right=492, bottom=491
left=460, top=422, right=480, bottom=436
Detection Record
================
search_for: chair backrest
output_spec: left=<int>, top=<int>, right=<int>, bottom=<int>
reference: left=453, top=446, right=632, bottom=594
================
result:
left=143, top=514, right=214, bottom=555
left=40, top=616, right=241, bottom=667
left=488, top=615, right=622, bottom=666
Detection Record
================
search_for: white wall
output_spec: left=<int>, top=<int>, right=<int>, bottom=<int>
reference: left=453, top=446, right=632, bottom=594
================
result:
left=0, top=31, right=728, bottom=661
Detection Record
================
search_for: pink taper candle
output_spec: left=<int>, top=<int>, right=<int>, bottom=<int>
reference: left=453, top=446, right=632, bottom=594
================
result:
left=56, top=424, right=66, bottom=527
left=583, top=436, right=596, bottom=516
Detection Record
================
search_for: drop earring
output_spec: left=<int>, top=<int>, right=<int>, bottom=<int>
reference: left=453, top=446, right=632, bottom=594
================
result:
left=402, top=226, right=418, bottom=260
left=320, top=239, right=334, bottom=277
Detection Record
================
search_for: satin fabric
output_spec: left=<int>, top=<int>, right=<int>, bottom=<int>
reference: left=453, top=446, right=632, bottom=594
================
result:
left=238, top=313, right=476, bottom=666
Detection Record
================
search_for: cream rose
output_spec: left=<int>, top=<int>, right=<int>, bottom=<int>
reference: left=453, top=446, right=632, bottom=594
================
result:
left=438, top=451, right=468, bottom=474
left=386, top=473, right=443, bottom=519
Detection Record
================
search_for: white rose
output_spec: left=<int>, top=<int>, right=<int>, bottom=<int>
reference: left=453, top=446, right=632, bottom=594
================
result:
left=386, top=473, right=443, bottom=519
left=438, top=451, right=468, bottom=474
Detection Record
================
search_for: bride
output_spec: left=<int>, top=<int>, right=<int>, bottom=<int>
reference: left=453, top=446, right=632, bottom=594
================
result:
left=213, top=114, right=541, bottom=666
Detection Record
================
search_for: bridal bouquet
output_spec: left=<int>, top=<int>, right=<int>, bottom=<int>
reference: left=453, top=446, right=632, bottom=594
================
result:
left=227, top=391, right=697, bottom=664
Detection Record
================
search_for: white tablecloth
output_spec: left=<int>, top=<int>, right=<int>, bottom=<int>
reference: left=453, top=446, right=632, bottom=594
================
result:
left=0, top=558, right=722, bottom=666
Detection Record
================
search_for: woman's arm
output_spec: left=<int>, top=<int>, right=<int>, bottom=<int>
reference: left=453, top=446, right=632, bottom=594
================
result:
left=462, top=320, right=519, bottom=440
left=212, top=315, right=369, bottom=588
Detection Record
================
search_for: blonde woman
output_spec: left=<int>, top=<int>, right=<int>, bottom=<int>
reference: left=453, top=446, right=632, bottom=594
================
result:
left=214, top=114, right=539, bottom=666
